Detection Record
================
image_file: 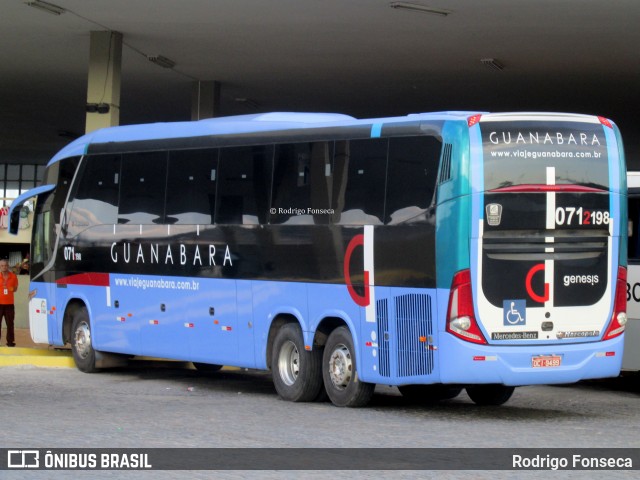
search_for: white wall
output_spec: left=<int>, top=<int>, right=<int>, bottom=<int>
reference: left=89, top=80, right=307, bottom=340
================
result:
left=14, top=274, right=30, bottom=328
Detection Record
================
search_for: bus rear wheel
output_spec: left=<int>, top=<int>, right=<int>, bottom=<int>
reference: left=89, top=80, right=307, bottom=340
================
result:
left=466, top=385, right=515, bottom=406
left=398, top=384, right=462, bottom=402
left=271, top=323, right=323, bottom=402
left=322, top=326, right=374, bottom=407
left=70, top=307, right=98, bottom=373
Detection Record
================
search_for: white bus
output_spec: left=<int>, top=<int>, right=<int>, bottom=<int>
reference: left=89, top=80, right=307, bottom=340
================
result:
left=625, top=172, right=640, bottom=370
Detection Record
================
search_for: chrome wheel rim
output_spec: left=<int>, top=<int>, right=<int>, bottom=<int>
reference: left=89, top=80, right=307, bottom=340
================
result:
left=277, top=340, right=300, bottom=386
left=74, top=321, right=92, bottom=359
left=328, top=343, right=352, bottom=390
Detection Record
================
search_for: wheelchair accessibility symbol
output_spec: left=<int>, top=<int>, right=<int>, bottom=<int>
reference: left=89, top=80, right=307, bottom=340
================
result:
left=503, top=299, right=526, bottom=326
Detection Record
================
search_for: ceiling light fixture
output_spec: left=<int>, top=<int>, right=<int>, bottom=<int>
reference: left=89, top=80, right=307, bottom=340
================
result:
left=481, top=58, right=505, bottom=71
left=147, top=55, right=176, bottom=69
left=389, top=2, right=450, bottom=17
left=23, top=0, right=66, bottom=15
left=85, top=103, right=111, bottom=114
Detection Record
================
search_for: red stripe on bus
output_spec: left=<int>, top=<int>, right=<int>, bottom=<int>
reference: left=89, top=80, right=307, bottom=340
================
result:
left=490, top=184, right=606, bottom=193
left=56, top=272, right=110, bottom=287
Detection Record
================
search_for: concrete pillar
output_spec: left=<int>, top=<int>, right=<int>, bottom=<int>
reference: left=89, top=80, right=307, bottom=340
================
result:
left=191, top=81, right=221, bottom=120
left=85, top=31, right=122, bottom=133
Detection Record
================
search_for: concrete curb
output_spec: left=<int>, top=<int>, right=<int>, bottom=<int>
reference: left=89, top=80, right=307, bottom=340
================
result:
left=0, top=346, right=75, bottom=368
left=0, top=344, right=240, bottom=371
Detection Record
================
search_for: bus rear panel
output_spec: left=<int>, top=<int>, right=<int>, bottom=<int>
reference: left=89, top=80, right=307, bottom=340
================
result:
left=440, top=114, right=626, bottom=385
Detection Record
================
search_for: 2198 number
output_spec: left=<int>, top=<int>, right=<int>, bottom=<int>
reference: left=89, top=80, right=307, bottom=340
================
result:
left=555, top=207, right=610, bottom=226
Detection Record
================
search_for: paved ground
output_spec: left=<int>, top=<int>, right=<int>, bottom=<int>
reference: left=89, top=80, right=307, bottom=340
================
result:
left=3, top=328, right=48, bottom=350
left=2, top=328, right=639, bottom=479
left=1, top=361, right=639, bottom=479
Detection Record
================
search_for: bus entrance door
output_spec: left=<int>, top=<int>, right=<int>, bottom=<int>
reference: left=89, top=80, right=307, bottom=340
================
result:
left=27, top=278, right=59, bottom=345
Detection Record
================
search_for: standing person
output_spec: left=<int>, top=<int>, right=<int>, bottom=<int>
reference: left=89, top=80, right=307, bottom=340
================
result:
left=0, top=258, right=18, bottom=347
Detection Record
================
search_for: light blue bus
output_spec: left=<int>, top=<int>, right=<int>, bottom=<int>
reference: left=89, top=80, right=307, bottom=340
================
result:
left=10, top=111, right=627, bottom=406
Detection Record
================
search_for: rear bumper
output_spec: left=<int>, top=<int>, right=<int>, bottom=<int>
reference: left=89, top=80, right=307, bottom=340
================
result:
left=438, top=333, right=624, bottom=386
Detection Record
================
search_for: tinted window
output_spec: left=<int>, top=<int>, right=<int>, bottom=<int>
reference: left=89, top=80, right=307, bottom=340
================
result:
left=31, top=191, right=54, bottom=276
left=386, top=136, right=441, bottom=224
left=481, top=121, right=610, bottom=190
left=333, top=139, right=387, bottom=225
left=118, top=152, right=167, bottom=224
left=271, top=142, right=332, bottom=224
left=53, top=156, right=81, bottom=221
left=166, top=149, right=218, bottom=224
left=67, top=154, right=120, bottom=231
left=216, top=146, right=273, bottom=225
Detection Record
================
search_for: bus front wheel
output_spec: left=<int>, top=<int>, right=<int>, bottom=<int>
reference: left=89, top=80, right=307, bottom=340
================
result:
left=322, top=326, right=374, bottom=407
left=466, top=385, right=515, bottom=406
left=271, top=323, right=323, bottom=402
left=70, top=307, right=98, bottom=373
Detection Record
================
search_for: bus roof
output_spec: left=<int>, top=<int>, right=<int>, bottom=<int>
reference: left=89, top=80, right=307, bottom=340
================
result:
left=48, top=111, right=479, bottom=164
left=48, top=110, right=609, bottom=165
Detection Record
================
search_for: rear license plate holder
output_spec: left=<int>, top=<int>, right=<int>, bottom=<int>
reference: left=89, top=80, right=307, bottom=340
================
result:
left=532, top=355, right=562, bottom=368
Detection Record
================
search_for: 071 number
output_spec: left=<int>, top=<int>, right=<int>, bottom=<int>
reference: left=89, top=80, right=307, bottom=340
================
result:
left=555, top=207, right=609, bottom=226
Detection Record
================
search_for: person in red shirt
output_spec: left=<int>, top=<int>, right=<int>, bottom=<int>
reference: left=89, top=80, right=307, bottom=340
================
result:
left=0, top=259, right=19, bottom=347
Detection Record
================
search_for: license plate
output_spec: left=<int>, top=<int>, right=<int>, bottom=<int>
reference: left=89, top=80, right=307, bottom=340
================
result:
left=532, top=355, right=562, bottom=368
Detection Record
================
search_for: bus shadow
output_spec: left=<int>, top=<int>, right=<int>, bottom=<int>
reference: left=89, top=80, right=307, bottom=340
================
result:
left=367, top=389, right=590, bottom=421
left=576, top=373, right=640, bottom=394
left=108, top=360, right=637, bottom=420
left=121, top=361, right=278, bottom=396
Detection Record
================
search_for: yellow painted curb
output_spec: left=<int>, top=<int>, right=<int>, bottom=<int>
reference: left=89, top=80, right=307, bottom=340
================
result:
left=0, top=346, right=71, bottom=356
left=0, top=346, right=74, bottom=368
left=0, top=347, right=241, bottom=370
left=0, top=355, right=76, bottom=368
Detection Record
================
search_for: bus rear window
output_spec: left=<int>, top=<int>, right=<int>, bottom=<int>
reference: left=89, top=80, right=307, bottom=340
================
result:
left=481, top=121, right=610, bottom=191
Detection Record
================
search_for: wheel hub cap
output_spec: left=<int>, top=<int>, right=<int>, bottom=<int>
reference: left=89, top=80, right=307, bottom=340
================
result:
left=328, top=344, right=352, bottom=389
left=74, top=321, right=92, bottom=359
left=277, top=340, right=300, bottom=386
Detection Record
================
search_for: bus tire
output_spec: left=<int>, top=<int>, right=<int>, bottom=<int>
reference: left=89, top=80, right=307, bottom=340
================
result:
left=398, top=384, right=462, bottom=402
left=466, top=385, right=515, bottom=406
left=271, top=323, right=323, bottom=402
left=192, top=362, right=223, bottom=373
left=70, top=307, right=98, bottom=373
left=322, top=326, right=375, bottom=407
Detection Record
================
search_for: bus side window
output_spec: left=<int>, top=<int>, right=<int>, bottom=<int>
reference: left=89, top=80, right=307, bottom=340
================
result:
left=270, top=142, right=332, bottom=225
left=333, top=139, right=387, bottom=225
left=385, top=136, right=441, bottom=225
left=166, top=149, right=218, bottom=225
left=52, top=156, right=80, bottom=224
left=67, top=154, right=120, bottom=234
left=216, top=145, right=273, bottom=225
left=118, top=152, right=167, bottom=224
left=30, top=192, right=54, bottom=277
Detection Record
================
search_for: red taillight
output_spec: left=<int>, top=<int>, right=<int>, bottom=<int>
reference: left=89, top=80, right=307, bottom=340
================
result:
left=446, top=269, right=487, bottom=345
left=603, top=266, right=627, bottom=340
left=598, top=116, right=613, bottom=129
left=468, top=114, right=482, bottom=127
left=490, top=184, right=605, bottom=194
